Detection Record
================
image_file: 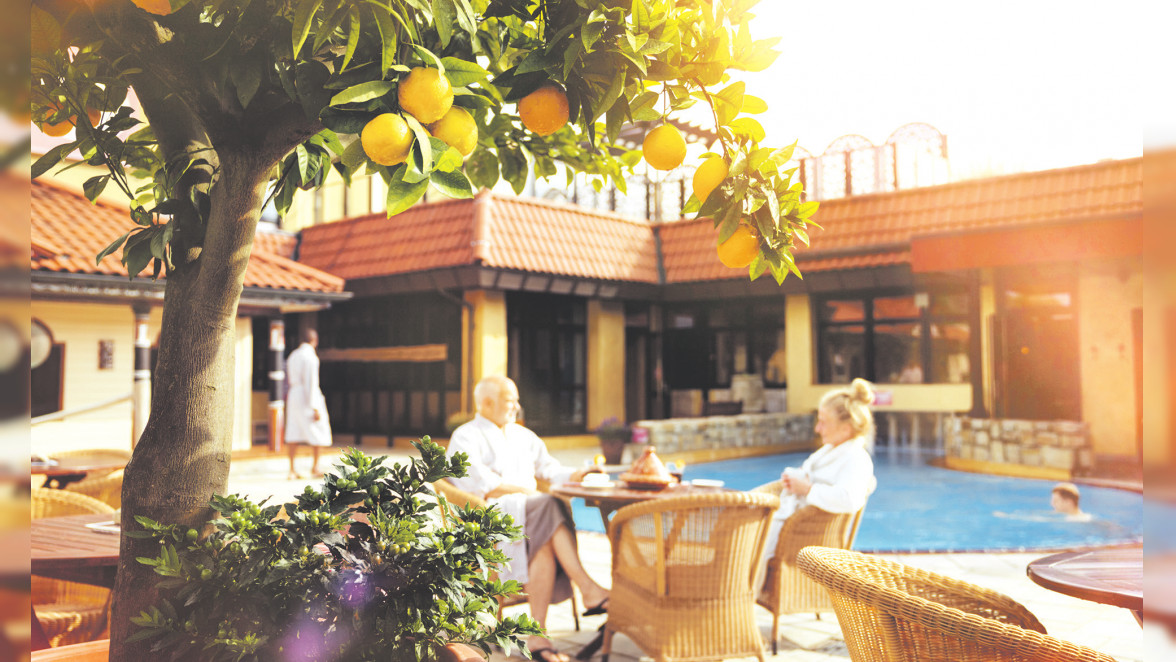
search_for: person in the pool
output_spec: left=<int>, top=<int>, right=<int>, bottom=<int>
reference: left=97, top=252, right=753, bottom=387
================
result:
left=1051, top=482, right=1093, bottom=522
left=760, top=378, right=878, bottom=574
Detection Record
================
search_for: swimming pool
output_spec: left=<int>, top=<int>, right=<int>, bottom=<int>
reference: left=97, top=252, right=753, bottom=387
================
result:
left=568, top=450, right=1143, bottom=553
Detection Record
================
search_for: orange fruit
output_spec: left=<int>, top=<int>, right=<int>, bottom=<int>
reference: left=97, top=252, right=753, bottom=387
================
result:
left=132, top=0, right=173, bottom=14
left=518, top=84, right=569, bottom=136
left=398, top=67, right=453, bottom=125
left=643, top=124, right=686, bottom=171
left=692, top=157, right=728, bottom=203
left=86, top=108, right=102, bottom=127
left=717, top=224, right=759, bottom=269
left=361, top=113, right=414, bottom=166
left=428, top=107, right=478, bottom=157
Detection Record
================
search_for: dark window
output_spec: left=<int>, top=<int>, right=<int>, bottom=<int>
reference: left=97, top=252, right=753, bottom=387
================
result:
left=816, top=291, right=970, bottom=384
left=662, top=300, right=786, bottom=391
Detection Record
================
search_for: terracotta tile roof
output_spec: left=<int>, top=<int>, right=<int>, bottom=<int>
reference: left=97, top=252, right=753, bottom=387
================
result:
left=659, top=158, right=1142, bottom=283
left=31, top=179, right=344, bottom=293
left=298, top=191, right=661, bottom=283
left=253, top=229, right=299, bottom=260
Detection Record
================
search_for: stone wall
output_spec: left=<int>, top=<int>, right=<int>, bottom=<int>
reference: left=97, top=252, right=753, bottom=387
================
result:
left=633, top=412, right=816, bottom=455
left=944, top=417, right=1094, bottom=474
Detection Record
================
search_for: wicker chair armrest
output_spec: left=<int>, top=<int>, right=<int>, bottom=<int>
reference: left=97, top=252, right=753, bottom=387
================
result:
left=750, top=480, right=783, bottom=496
left=608, top=492, right=779, bottom=554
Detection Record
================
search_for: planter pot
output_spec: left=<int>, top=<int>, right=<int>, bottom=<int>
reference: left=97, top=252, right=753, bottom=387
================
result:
left=32, top=640, right=485, bottom=661
left=599, top=437, right=626, bottom=464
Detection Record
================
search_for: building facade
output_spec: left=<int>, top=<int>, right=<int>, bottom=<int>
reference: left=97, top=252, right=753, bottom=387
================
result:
left=293, top=159, right=1142, bottom=471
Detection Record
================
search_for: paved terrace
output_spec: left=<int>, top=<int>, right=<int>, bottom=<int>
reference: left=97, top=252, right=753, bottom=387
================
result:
left=225, top=441, right=1150, bottom=661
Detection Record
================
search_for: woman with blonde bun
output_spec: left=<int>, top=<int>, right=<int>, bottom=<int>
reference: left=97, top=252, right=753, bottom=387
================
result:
left=761, top=378, right=878, bottom=562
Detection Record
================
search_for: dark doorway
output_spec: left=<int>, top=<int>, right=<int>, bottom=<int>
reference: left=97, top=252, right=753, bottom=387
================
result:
left=625, top=327, right=648, bottom=423
left=507, top=292, right=586, bottom=435
left=31, top=344, right=64, bottom=418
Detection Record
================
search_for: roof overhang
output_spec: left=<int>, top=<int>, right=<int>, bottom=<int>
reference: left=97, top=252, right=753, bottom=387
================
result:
left=910, top=215, right=1142, bottom=273
left=32, top=271, right=352, bottom=310
left=346, top=265, right=663, bottom=300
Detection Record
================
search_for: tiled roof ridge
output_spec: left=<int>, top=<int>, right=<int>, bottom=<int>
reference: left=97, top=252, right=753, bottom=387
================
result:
left=496, top=192, right=653, bottom=227
left=662, top=157, right=1142, bottom=229
left=301, top=195, right=477, bottom=235
left=247, top=249, right=345, bottom=290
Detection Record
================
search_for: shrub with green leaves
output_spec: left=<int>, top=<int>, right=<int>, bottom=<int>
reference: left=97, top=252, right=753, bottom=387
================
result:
left=128, top=439, right=541, bottom=661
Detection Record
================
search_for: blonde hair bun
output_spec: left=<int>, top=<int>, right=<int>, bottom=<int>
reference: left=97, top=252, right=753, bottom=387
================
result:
left=850, top=378, right=875, bottom=405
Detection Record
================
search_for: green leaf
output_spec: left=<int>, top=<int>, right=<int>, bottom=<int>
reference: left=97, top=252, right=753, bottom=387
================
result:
left=742, top=94, right=768, bottom=114
left=385, top=173, right=430, bottom=216
left=434, top=0, right=455, bottom=48
left=31, top=142, right=77, bottom=179
left=430, top=169, right=474, bottom=199
left=295, top=145, right=311, bottom=182
left=341, top=138, right=368, bottom=171
left=499, top=144, right=528, bottom=195
left=466, top=150, right=499, bottom=190
left=403, top=114, right=433, bottom=174
left=796, top=200, right=819, bottom=219
left=368, top=3, right=398, bottom=75
left=96, top=230, right=133, bottom=265
left=330, top=81, right=396, bottom=106
left=229, top=55, right=263, bottom=110
left=441, top=58, right=490, bottom=87
left=341, top=9, right=361, bottom=72
left=715, top=81, right=745, bottom=125
left=582, top=12, right=606, bottom=50
left=83, top=175, right=110, bottom=202
left=291, top=0, right=324, bottom=56
left=412, top=45, right=444, bottom=72
left=729, top=117, right=765, bottom=142
left=515, top=48, right=560, bottom=75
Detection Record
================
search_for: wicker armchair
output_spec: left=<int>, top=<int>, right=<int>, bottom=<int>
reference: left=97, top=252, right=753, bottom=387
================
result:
left=31, top=487, right=115, bottom=648
left=601, top=491, right=780, bottom=662
left=796, top=547, right=1117, bottom=662
left=750, top=480, right=865, bottom=654
left=31, top=488, right=114, bottom=520
left=64, top=469, right=124, bottom=509
left=430, top=479, right=580, bottom=631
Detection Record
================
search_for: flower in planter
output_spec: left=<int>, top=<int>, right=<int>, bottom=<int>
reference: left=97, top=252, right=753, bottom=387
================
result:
left=128, top=439, right=541, bottom=661
left=593, top=417, right=631, bottom=443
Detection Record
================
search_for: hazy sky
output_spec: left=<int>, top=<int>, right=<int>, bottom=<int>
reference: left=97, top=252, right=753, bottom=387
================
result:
left=737, top=0, right=1142, bottom=179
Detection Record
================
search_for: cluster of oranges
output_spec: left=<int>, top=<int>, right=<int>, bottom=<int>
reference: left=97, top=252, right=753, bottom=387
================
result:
left=640, top=120, right=755, bottom=270
left=361, top=67, right=478, bottom=167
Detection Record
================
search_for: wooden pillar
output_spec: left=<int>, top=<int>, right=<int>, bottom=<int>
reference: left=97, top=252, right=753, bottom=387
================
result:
left=268, top=316, right=286, bottom=452
left=131, top=303, right=151, bottom=447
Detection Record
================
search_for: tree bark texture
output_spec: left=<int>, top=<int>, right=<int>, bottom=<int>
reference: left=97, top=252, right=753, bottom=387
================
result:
left=110, top=153, right=271, bottom=660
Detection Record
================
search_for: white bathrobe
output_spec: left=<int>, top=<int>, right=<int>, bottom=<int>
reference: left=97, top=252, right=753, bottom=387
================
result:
left=285, top=342, right=332, bottom=446
left=764, top=436, right=876, bottom=558
left=445, top=415, right=575, bottom=585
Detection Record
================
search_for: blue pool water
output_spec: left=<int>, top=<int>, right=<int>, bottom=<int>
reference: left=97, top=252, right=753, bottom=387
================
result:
left=569, top=451, right=1143, bottom=553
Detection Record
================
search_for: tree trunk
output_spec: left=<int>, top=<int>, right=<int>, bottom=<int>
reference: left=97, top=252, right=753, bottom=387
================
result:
left=109, top=152, right=271, bottom=660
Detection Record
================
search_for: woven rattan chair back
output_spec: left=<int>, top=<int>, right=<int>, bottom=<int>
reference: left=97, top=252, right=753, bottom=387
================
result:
left=430, top=479, right=579, bottom=630
left=751, top=480, right=866, bottom=653
left=31, top=488, right=115, bottom=520
left=601, top=491, right=780, bottom=662
left=64, top=470, right=124, bottom=510
left=797, top=546, right=1117, bottom=662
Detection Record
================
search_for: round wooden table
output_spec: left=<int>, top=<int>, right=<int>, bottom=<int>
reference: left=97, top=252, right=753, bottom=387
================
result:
left=1026, top=547, right=1142, bottom=622
left=551, top=480, right=731, bottom=533
left=32, top=451, right=128, bottom=488
left=32, top=512, right=122, bottom=589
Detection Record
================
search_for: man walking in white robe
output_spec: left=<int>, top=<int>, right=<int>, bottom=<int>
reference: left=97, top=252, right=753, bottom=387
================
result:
left=285, top=328, right=331, bottom=479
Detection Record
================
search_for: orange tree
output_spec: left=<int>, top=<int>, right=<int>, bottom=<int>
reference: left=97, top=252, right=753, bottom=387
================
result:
left=31, top=0, right=817, bottom=658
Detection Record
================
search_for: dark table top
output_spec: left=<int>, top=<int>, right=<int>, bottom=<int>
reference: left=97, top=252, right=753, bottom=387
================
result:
left=32, top=513, right=122, bottom=588
left=1027, top=547, right=1142, bottom=612
left=32, top=451, right=127, bottom=478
